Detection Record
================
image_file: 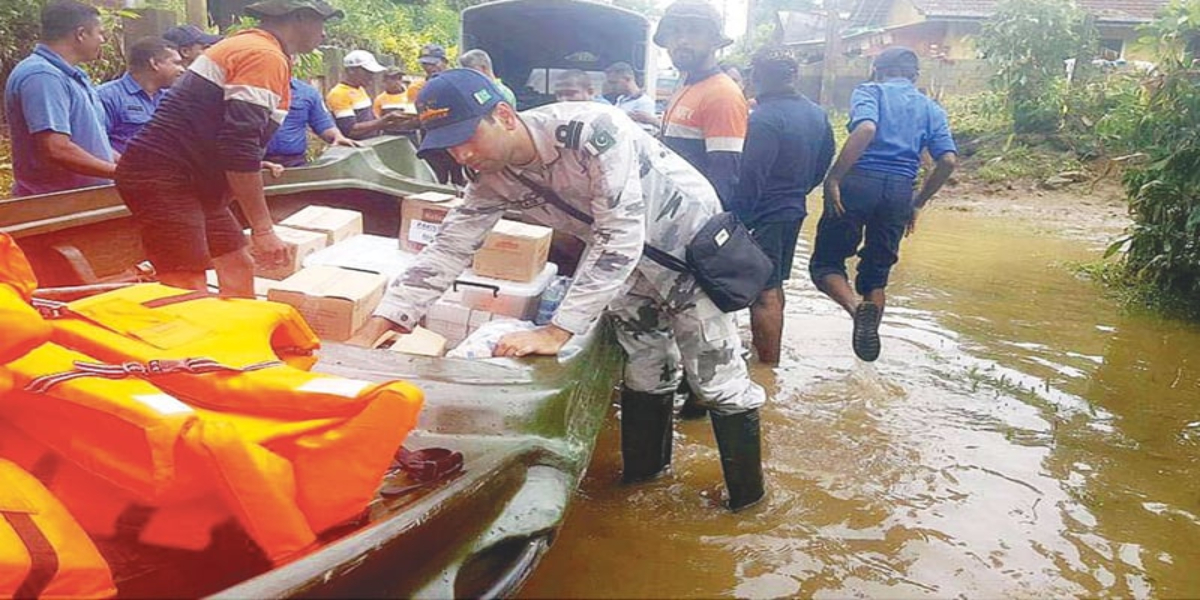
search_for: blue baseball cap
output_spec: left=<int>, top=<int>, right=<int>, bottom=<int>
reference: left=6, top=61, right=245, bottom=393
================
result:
left=416, top=69, right=505, bottom=158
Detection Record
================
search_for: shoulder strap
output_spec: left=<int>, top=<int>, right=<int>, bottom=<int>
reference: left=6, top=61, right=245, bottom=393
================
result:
left=505, top=168, right=690, bottom=274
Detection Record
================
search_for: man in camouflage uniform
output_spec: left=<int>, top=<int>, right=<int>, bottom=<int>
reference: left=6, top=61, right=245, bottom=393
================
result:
left=351, top=69, right=766, bottom=511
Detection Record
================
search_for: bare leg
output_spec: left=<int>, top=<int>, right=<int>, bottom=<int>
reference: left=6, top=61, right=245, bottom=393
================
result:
left=749, top=287, right=785, bottom=364
left=864, top=288, right=887, bottom=314
left=815, top=273, right=860, bottom=316
left=212, top=248, right=256, bottom=299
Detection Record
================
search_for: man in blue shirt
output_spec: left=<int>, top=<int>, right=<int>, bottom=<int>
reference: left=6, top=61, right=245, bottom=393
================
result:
left=265, top=77, right=356, bottom=167
left=97, top=37, right=184, bottom=154
left=731, top=48, right=834, bottom=364
left=604, top=62, right=658, bottom=132
left=4, top=0, right=116, bottom=197
left=810, top=47, right=958, bottom=362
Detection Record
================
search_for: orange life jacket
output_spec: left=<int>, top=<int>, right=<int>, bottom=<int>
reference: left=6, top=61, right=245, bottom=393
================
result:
left=0, top=277, right=425, bottom=562
left=0, top=458, right=116, bottom=599
left=0, top=234, right=50, bottom=365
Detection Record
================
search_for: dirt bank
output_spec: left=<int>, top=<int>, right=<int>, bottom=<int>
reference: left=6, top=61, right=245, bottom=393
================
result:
left=932, top=169, right=1130, bottom=246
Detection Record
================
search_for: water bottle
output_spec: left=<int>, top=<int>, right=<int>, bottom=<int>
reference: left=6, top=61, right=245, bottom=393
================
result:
left=534, top=277, right=571, bottom=325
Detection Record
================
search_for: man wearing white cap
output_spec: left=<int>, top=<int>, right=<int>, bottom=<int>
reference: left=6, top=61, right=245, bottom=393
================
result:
left=326, top=49, right=408, bottom=139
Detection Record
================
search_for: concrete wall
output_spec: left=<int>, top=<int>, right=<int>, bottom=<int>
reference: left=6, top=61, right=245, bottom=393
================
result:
left=795, top=57, right=995, bottom=107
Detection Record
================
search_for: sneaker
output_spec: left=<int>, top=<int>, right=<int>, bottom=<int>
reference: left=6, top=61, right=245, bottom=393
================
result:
left=852, top=302, right=882, bottom=362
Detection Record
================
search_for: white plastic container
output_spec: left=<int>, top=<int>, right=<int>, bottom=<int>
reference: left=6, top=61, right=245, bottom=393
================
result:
left=453, top=263, right=558, bottom=320
left=302, top=234, right=416, bottom=282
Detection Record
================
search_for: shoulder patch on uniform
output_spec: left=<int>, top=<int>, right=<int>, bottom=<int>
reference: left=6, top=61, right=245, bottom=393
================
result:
left=555, top=120, right=585, bottom=150
left=583, top=114, right=618, bottom=156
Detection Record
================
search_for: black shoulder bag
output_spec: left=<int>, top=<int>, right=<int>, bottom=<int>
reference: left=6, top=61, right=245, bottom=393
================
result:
left=506, top=169, right=772, bottom=312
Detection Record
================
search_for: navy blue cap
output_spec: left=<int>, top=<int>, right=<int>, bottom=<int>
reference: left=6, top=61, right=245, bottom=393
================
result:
left=163, top=24, right=222, bottom=48
left=416, top=69, right=505, bottom=158
left=873, top=46, right=919, bottom=71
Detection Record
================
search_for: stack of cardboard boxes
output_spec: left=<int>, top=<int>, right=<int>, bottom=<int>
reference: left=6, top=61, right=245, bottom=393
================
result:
left=245, top=194, right=560, bottom=357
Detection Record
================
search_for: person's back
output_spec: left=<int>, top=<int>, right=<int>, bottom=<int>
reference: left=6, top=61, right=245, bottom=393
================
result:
left=737, top=92, right=832, bottom=225
left=123, top=29, right=291, bottom=184
left=849, top=78, right=952, bottom=179
left=809, top=46, right=957, bottom=362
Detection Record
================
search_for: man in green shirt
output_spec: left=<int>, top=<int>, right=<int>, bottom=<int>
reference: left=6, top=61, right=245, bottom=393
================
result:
left=458, top=48, right=517, bottom=107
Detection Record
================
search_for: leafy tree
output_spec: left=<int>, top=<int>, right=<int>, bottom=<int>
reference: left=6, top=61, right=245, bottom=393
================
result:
left=1112, top=0, right=1200, bottom=300
left=976, top=0, right=1094, bottom=133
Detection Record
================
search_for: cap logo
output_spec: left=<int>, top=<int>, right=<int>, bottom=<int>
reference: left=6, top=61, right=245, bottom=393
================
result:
left=419, top=106, right=450, bottom=124
left=473, top=89, right=493, bottom=104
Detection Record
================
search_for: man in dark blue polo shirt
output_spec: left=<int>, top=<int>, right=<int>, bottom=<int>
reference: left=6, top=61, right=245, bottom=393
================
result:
left=4, top=0, right=115, bottom=196
left=731, top=47, right=834, bottom=364
left=97, top=37, right=184, bottom=154
left=810, top=47, right=958, bottom=362
left=265, top=77, right=356, bottom=167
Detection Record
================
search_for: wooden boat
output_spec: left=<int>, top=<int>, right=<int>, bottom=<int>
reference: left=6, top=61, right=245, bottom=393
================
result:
left=0, top=135, right=623, bottom=598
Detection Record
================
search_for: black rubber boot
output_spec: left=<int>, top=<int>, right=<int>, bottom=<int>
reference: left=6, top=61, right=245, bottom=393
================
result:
left=676, top=378, right=708, bottom=420
left=620, top=387, right=675, bottom=483
left=710, top=409, right=765, bottom=511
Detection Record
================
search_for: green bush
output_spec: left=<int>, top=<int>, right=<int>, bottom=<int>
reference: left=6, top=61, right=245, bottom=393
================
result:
left=1115, top=0, right=1200, bottom=300
left=976, top=0, right=1095, bottom=134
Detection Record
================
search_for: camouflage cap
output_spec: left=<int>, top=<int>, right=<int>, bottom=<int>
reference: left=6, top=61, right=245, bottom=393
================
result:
left=653, top=0, right=734, bottom=49
left=244, top=0, right=344, bottom=20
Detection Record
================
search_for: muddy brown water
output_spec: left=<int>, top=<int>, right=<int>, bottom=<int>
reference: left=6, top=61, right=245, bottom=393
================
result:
left=519, top=204, right=1200, bottom=599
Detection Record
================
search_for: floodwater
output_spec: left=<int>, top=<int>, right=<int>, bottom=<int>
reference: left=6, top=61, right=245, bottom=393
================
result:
left=520, top=204, right=1200, bottom=598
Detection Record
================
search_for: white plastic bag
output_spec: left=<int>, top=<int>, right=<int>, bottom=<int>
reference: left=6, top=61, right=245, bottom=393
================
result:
left=446, top=318, right=538, bottom=359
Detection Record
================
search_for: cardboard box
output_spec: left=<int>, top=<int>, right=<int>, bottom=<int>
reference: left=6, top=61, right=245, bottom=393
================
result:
left=303, top=234, right=417, bottom=283
left=472, top=219, right=553, bottom=282
left=388, top=326, right=447, bottom=357
left=266, top=266, right=387, bottom=341
left=400, top=191, right=462, bottom=253
left=247, top=226, right=328, bottom=280
left=422, top=291, right=496, bottom=347
left=280, top=206, right=364, bottom=244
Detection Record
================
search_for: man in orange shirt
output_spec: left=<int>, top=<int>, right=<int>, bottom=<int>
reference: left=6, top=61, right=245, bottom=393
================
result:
left=114, top=0, right=342, bottom=298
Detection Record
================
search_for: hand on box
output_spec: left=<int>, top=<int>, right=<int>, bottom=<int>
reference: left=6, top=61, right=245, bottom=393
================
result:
left=250, top=228, right=293, bottom=268
left=492, top=324, right=572, bottom=358
left=347, top=316, right=410, bottom=348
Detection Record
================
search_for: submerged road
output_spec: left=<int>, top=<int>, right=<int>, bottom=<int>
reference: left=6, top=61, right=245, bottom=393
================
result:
left=521, top=199, right=1200, bottom=598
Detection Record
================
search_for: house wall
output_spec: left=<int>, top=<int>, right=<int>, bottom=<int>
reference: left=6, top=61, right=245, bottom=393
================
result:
left=794, top=57, right=995, bottom=106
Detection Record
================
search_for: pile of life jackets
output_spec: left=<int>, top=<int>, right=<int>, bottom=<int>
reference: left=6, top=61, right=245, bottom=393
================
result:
left=0, top=233, right=425, bottom=598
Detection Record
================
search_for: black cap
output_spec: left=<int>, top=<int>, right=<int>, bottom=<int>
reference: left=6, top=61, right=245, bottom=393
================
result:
left=752, top=46, right=797, bottom=70
left=244, top=0, right=344, bottom=20
left=873, top=46, right=920, bottom=71
left=162, top=24, right=222, bottom=48
left=654, top=0, right=733, bottom=49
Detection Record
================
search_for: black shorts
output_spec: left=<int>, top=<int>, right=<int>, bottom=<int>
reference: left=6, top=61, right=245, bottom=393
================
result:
left=115, top=157, right=247, bottom=273
left=752, top=218, right=804, bottom=288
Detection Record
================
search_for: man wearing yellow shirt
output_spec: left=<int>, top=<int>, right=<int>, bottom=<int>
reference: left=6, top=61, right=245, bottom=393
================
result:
left=373, top=67, right=414, bottom=117
left=326, top=49, right=404, bottom=139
